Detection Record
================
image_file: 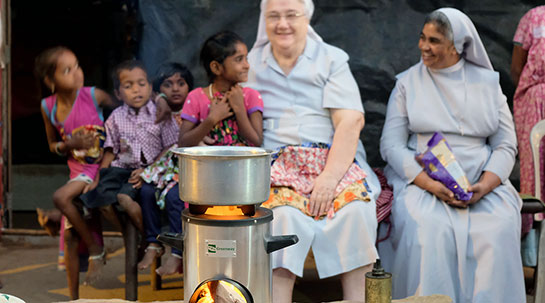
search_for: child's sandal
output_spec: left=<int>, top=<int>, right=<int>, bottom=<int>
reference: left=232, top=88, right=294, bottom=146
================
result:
left=84, top=249, right=106, bottom=285
left=138, top=245, right=164, bottom=270
left=88, top=250, right=106, bottom=263
left=145, top=245, right=165, bottom=255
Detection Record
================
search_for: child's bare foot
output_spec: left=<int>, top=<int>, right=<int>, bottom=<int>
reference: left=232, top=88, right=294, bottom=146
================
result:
left=83, top=249, right=106, bottom=285
left=138, top=244, right=164, bottom=270
left=155, top=254, right=182, bottom=276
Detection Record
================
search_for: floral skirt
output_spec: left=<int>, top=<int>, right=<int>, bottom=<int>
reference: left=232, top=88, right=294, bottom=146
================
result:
left=262, top=143, right=371, bottom=219
left=140, top=145, right=179, bottom=209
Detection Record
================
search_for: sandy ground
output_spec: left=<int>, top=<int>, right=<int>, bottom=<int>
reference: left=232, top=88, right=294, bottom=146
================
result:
left=0, top=233, right=347, bottom=303
left=0, top=233, right=534, bottom=303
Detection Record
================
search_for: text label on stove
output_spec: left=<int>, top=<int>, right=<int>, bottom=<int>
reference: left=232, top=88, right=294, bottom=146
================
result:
left=205, top=240, right=237, bottom=258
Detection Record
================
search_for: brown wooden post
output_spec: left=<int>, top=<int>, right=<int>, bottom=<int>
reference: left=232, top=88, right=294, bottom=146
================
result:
left=150, top=255, right=162, bottom=290
left=124, top=219, right=138, bottom=301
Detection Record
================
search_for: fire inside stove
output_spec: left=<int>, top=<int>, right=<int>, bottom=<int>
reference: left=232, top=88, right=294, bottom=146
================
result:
left=189, top=205, right=256, bottom=217
left=190, top=279, right=251, bottom=303
left=204, top=206, right=245, bottom=216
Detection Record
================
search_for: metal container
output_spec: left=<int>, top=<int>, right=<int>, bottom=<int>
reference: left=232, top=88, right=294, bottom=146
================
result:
left=172, top=146, right=273, bottom=205
left=158, top=207, right=298, bottom=303
left=365, top=260, right=392, bottom=303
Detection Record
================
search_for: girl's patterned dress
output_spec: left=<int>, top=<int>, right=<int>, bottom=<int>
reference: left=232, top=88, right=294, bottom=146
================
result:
left=140, top=106, right=184, bottom=209
left=181, top=86, right=264, bottom=146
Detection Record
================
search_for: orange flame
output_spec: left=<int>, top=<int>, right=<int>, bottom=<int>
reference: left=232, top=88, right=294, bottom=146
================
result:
left=204, top=206, right=245, bottom=216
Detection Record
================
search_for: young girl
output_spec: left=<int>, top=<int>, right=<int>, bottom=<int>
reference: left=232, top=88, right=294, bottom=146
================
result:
left=138, top=62, right=194, bottom=275
left=36, top=46, right=114, bottom=297
left=179, top=31, right=263, bottom=147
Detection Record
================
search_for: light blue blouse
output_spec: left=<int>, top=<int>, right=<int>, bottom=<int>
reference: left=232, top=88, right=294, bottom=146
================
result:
left=246, top=37, right=370, bottom=165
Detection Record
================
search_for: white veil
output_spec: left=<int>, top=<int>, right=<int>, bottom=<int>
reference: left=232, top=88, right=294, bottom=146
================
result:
left=437, top=8, right=493, bottom=70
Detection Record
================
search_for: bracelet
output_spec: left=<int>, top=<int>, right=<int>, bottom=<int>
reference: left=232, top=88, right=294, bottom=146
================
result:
left=157, top=93, right=167, bottom=101
left=55, top=142, right=65, bottom=156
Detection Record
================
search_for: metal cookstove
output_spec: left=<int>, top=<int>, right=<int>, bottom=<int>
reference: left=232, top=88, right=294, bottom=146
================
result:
left=158, top=146, right=298, bottom=303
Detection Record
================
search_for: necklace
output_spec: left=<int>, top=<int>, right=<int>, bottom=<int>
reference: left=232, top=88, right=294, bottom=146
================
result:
left=208, top=83, right=214, bottom=98
left=209, top=83, right=229, bottom=98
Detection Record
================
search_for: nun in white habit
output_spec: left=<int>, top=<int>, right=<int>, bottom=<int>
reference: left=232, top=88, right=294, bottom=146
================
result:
left=379, top=7, right=525, bottom=302
left=245, top=0, right=380, bottom=301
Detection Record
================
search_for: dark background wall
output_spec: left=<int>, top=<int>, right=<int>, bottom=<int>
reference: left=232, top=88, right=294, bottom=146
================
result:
left=139, top=0, right=545, bottom=171
left=11, top=0, right=137, bottom=164
left=12, top=0, right=545, bottom=171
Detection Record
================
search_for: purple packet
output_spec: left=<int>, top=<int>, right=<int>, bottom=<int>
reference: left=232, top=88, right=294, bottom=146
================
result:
left=419, top=132, right=473, bottom=201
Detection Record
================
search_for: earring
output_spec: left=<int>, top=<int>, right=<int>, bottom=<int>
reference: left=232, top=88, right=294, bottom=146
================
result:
left=50, top=84, right=55, bottom=93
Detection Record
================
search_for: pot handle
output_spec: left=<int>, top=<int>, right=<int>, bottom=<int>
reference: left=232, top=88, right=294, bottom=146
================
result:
left=157, top=232, right=184, bottom=251
left=264, top=234, right=299, bottom=254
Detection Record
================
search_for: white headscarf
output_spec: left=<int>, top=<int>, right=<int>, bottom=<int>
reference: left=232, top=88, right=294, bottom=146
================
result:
left=437, top=7, right=493, bottom=70
left=252, top=0, right=323, bottom=49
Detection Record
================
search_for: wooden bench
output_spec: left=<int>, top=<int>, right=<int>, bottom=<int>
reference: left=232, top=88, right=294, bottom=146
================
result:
left=118, top=209, right=163, bottom=301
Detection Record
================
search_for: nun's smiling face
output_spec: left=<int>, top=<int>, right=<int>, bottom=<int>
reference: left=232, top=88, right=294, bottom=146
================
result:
left=265, top=0, right=309, bottom=53
left=418, top=22, right=459, bottom=69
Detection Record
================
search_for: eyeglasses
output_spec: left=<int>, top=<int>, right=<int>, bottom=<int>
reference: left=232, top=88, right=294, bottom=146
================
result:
left=265, top=11, right=305, bottom=24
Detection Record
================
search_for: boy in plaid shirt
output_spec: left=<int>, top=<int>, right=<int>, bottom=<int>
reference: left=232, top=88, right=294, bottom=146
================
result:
left=81, top=60, right=178, bottom=232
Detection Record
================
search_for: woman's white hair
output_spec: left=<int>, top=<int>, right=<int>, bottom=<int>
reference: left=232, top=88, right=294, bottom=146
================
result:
left=252, top=0, right=322, bottom=49
left=260, top=0, right=314, bottom=18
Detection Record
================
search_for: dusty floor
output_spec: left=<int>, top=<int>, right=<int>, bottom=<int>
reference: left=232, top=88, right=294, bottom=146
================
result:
left=0, top=233, right=347, bottom=303
left=0, top=232, right=536, bottom=303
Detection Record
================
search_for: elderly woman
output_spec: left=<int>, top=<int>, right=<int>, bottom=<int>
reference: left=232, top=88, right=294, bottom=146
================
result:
left=379, top=8, right=525, bottom=302
left=246, top=0, right=381, bottom=301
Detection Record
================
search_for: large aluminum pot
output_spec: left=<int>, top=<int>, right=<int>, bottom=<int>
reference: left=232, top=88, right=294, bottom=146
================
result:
left=172, top=146, right=273, bottom=205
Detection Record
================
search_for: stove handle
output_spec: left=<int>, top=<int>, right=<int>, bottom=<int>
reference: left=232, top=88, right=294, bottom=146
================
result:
left=264, top=234, right=299, bottom=254
left=157, top=232, right=184, bottom=251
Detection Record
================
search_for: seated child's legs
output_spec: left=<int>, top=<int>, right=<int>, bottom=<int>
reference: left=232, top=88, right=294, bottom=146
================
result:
left=117, top=193, right=143, bottom=232
left=156, top=253, right=182, bottom=276
left=139, top=183, right=162, bottom=243
left=165, top=184, right=184, bottom=237
left=138, top=183, right=164, bottom=270
left=156, top=184, right=184, bottom=276
left=64, top=228, right=80, bottom=299
left=52, top=181, right=102, bottom=256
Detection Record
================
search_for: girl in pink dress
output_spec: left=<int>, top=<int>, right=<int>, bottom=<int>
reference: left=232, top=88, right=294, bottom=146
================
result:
left=179, top=31, right=263, bottom=147
left=512, top=6, right=545, bottom=230
left=37, top=46, right=114, bottom=298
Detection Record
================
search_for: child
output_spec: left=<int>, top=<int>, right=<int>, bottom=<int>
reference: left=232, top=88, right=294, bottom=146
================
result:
left=179, top=31, right=263, bottom=147
left=80, top=60, right=178, bottom=235
left=36, top=46, right=114, bottom=297
left=138, top=62, right=194, bottom=275
left=153, top=62, right=194, bottom=125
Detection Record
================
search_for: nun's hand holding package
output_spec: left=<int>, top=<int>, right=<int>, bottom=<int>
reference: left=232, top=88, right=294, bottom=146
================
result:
left=418, top=132, right=473, bottom=201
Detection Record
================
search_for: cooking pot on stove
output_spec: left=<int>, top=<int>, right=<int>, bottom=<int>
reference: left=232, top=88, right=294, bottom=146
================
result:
left=172, top=146, right=273, bottom=205
left=159, top=146, right=298, bottom=302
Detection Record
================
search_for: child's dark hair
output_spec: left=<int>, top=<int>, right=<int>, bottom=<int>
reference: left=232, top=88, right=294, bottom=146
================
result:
left=34, top=46, right=71, bottom=83
left=200, top=31, right=245, bottom=82
left=112, top=60, right=149, bottom=89
left=153, top=62, right=194, bottom=92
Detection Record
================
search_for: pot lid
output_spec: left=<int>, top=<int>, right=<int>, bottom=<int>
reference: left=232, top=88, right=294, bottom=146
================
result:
left=173, top=146, right=273, bottom=159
